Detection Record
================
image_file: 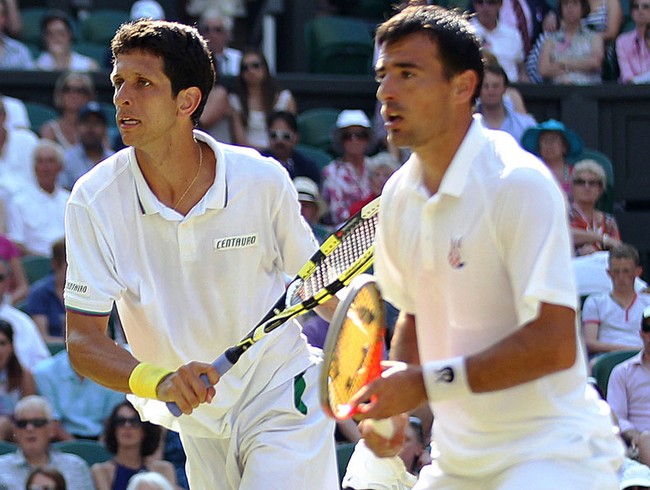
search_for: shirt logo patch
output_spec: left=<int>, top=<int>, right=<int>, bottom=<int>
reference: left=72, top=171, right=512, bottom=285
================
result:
left=65, top=280, right=90, bottom=297
left=448, top=237, right=465, bottom=269
left=213, top=233, right=259, bottom=251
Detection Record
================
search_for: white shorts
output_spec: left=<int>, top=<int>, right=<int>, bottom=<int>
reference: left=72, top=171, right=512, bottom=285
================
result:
left=413, top=435, right=622, bottom=490
left=179, top=363, right=338, bottom=490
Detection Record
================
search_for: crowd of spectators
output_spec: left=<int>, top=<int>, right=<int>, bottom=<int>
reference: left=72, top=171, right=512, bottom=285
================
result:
left=0, top=0, right=648, bottom=489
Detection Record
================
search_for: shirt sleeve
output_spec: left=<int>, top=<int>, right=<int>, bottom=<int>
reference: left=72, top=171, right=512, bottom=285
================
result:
left=495, top=164, right=578, bottom=326
left=581, top=295, right=600, bottom=324
left=607, top=363, right=634, bottom=433
left=64, top=198, right=123, bottom=315
left=616, top=36, right=634, bottom=83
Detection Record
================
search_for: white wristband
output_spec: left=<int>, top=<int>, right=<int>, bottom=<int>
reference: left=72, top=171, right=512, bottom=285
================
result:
left=422, top=356, right=471, bottom=402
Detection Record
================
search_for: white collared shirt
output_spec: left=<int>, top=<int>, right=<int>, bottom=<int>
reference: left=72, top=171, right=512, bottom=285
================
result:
left=65, top=131, right=318, bottom=437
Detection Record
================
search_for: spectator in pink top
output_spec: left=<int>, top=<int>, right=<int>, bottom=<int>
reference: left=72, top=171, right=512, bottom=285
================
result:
left=0, top=234, right=27, bottom=305
left=607, top=309, right=650, bottom=466
left=615, top=0, right=650, bottom=83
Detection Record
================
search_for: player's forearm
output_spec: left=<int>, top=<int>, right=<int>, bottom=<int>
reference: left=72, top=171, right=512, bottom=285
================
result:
left=389, top=312, right=420, bottom=364
left=67, top=312, right=139, bottom=392
left=464, top=304, right=576, bottom=393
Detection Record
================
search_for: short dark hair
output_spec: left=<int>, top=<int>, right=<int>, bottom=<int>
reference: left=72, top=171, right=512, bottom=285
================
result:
left=267, top=111, right=298, bottom=133
left=103, top=401, right=162, bottom=456
left=375, top=4, right=484, bottom=102
left=111, top=19, right=215, bottom=126
left=558, top=0, right=591, bottom=19
left=26, top=467, right=67, bottom=490
left=41, top=9, right=73, bottom=37
left=483, top=52, right=510, bottom=86
left=609, top=243, right=640, bottom=266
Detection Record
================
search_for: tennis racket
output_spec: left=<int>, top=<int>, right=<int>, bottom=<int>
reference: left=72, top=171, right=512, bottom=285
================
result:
left=167, top=197, right=380, bottom=416
left=319, top=273, right=394, bottom=438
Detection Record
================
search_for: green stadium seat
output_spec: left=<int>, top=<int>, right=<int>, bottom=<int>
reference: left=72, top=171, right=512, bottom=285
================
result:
left=73, top=41, right=109, bottom=68
left=51, top=439, right=113, bottom=465
left=295, top=144, right=333, bottom=171
left=21, top=255, right=52, bottom=284
left=297, top=108, right=340, bottom=153
left=336, top=442, right=356, bottom=485
left=20, top=7, right=49, bottom=46
left=80, top=9, right=130, bottom=45
left=591, top=349, right=639, bottom=398
left=0, top=440, right=17, bottom=455
left=305, top=16, right=374, bottom=75
left=23, top=101, right=58, bottom=135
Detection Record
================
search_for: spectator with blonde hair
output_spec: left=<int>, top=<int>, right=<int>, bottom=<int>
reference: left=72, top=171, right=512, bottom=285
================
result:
left=570, top=159, right=621, bottom=256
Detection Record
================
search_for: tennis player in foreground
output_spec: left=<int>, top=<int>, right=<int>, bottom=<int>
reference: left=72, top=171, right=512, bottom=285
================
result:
left=347, top=3, right=625, bottom=489
left=64, top=20, right=337, bottom=489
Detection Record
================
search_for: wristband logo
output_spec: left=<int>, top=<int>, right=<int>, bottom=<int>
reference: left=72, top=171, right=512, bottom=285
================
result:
left=436, top=366, right=455, bottom=384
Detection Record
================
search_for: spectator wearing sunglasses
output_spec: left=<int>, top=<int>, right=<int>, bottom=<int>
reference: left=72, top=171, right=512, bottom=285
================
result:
left=322, top=110, right=375, bottom=226
left=261, top=111, right=322, bottom=185
left=92, top=401, right=177, bottom=490
left=616, top=0, right=650, bottom=83
left=229, top=49, right=297, bottom=150
left=0, top=395, right=93, bottom=490
left=197, top=9, right=241, bottom=77
left=569, top=159, right=621, bottom=257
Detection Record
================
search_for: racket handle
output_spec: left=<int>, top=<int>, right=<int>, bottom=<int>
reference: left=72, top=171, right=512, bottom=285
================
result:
left=166, top=354, right=236, bottom=417
left=367, top=418, right=395, bottom=439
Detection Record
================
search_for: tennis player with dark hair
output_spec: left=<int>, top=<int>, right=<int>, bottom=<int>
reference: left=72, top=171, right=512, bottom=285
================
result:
left=64, top=19, right=337, bottom=489
left=348, top=4, right=624, bottom=489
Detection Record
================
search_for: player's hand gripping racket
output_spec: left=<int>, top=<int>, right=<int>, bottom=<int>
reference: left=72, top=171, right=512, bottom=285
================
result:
left=167, top=197, right=380, bottom=416
left=319, top=273, right=394, bottom=438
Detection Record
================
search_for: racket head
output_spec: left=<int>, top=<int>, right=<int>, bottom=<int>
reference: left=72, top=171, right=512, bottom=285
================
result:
left=320, top=273, right=386, bottom=421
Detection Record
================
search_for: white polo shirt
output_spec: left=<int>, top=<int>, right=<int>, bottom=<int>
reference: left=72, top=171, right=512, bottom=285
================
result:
left=64, top=130, right=318, bottom=437
left=7, top=185, right=69, bottom=257
left=375, top=118, right=621, bottom=478
left=582, top=293, right=650, bottom=349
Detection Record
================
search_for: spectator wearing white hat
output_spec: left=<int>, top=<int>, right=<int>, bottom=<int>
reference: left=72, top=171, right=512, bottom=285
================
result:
left=130, top=0, right=166, bottom=21
left=293, top=176, right=329, bottom=244
left=322, top=109, right=375, bottom=226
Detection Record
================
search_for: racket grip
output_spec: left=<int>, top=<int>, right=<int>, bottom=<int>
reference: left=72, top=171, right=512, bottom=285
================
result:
left=166, top=354, right=236, bottom=417
left=368, top=418, right=395, bottom=439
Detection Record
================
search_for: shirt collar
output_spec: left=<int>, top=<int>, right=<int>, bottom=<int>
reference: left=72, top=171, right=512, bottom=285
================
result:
left=437, top=115, right=488, bottom=198
left=131, top=129, right=227, bottom=218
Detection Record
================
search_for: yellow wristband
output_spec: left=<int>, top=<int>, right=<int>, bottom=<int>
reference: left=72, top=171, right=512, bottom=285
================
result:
left=128, top=362, right=173, bottom=399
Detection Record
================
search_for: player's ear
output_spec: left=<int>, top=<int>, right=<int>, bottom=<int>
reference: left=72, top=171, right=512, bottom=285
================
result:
left=452, top=70, right=478, bottom=105
left=177, top=86, right=202, bottom=119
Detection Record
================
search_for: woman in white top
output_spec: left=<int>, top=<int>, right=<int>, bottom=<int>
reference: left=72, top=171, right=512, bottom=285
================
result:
left=35, top=10, right=99, bottom=72
left=40, top=71, right=95, bottom=150
left=229, top=49, right=296, bottom=150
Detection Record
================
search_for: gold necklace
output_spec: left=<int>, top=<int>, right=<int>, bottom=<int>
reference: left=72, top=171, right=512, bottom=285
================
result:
left=172, top=139, right=203, bottom=212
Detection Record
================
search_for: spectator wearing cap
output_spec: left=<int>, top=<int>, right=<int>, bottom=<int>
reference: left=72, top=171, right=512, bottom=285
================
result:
left=607, top=310, right=650, bottom=470
left=6, top=139, right=68, bottom=257
left=521, top=118, right=583, bottom=199
left=619, top=459, right=650, bottom=489
left=35, top=10, right=99, bottom=72
left=0, top=395, right=94, bottom=490
left=322, top=110, right=375, bottom=226
left=198, top=8, right=242, bottom=77
left=293, top=177, right=329, bottom=244
left=262, top=111, right=322, bottom=185
left=59, top=101, right=114, bottom=190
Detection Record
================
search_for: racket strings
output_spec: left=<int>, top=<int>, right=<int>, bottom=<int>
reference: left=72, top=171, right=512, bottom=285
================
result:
left=327, top=285, right=384, bottom=417
left=299, top=214, right=378, bottom=300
